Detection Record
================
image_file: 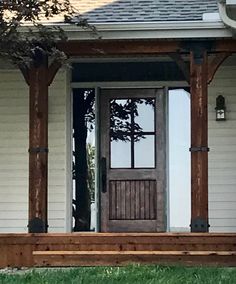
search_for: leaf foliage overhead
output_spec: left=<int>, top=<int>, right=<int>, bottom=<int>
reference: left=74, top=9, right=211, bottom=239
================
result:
left=0, top=0, right=88, bottom=64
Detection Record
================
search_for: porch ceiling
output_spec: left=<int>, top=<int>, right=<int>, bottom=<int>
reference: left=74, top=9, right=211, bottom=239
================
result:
left=71, top=61, right=187, bottom=82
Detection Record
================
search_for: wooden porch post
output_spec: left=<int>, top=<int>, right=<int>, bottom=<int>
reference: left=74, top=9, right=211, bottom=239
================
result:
left=190, top=47, right=209, bottom=232
left=28, top=50, right=49, bottom=233
left=19, top=49, right=62, bottom=233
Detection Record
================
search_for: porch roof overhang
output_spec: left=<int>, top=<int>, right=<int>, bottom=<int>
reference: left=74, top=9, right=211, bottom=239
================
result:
left=19, top=18, right=236, bottom=59
left=60, top=21, right=233, bottom=40
left=20, top=19, right=233, bottom=41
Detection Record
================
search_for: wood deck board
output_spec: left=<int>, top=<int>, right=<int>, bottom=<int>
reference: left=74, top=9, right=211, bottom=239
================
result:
left=33, top=250, right=236, bottom=267
left=33, top=253, right=236, bottom=267
left=1, top=233, right=236, bottom=245
left=1, top=233, right=236, bottom=237
left=33, top=250, right=236, bottom=256
left=0, top=233, right=236, bottom=267
left=32, top=243, right=236, bottom=249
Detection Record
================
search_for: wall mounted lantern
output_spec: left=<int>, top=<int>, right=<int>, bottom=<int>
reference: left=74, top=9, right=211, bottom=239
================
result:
left=215, top=95, right=226, bottom=121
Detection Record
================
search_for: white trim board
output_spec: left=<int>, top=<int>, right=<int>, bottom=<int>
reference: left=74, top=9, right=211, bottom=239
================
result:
left=65, top=67, right=73, bottom=232
left=71, top=81, right=189, bottom=89
left=70, top=82, right=188, bottom=232
left=34, top=21, right=232, bottom=40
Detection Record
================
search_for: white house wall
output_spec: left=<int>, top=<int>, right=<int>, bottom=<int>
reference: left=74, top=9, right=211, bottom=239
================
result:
left=208, top=57, right=236, bottom=232
left=0, top=68, right=69, bottom=233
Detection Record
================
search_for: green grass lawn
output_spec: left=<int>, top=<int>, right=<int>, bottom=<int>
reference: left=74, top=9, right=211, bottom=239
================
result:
left=0, top=266, right=236, bottom=284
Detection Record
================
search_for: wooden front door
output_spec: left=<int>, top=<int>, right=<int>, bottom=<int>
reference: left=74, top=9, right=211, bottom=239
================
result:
left=100, top=88, right=166, bottom=232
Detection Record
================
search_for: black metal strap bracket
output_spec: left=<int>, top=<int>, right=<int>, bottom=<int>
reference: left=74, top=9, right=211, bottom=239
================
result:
left=28, top=217, right=48, bottom=233
left=28, top=147, right=49, bottom=153
left=189, top=147, right=210, bottom=153
left=190, top=218, right=210, bottom=233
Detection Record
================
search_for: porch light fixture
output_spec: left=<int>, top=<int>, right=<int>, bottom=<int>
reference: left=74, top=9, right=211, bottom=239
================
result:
left=215, top=95, right=226, bottom=121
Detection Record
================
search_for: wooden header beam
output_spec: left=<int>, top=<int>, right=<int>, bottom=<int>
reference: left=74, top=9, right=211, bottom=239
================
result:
left=58, top=39, right=236, bottom=57
left=215, top=40, right=236, bottom=53
left=58, top=40, right=182, bottom=56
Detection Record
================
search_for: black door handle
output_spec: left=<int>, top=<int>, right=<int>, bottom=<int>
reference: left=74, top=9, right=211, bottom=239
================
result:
left=101, top=157, right=107, bottom=193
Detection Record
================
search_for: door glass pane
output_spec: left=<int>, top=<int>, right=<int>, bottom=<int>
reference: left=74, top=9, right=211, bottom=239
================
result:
left=134, top=135, right=155, bottom=168
left=110, top=97, right=156, bottom=169
left=111, top=140, right=131, bottom=168
left=110, top=99, right=132, bottom=141
left=110, top=98, right=132, bottom=168
left=134, top=99, right=155, bottom=132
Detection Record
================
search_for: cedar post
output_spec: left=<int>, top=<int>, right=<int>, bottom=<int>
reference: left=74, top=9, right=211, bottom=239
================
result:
left=190, top=47, right=209, bottom=232
left=22, top=49, right=62, bottom=233
left=28, top=49, right=49, bottom=233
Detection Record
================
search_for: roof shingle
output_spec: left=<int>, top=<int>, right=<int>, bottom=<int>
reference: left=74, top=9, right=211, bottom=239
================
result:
left=72, top=0, right=218, bottom=23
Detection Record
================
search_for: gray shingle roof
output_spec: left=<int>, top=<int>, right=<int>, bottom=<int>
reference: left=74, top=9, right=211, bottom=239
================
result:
left=72, top=0, right=218, bottom=23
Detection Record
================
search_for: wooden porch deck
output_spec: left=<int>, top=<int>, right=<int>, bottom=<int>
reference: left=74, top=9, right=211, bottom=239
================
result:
left=1, top=233, right=236, bottom=268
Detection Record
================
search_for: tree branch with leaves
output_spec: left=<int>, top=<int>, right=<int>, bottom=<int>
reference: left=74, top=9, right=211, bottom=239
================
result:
left=0, top=0, right=89, bottom=66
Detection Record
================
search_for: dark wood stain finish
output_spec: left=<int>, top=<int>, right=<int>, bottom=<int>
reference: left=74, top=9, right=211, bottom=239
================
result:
left=58, top=39, right=236, bottom=57
left=25, top=57, right=61, bottom=233
left=190, top=50, right=209, bottom=232
left=208, top=52, right=231, bottom=84
left=109, top=180, right=157, bottom=220
left=100, top=89, right=166, bottom=232
left=28, top=56, right=49, bottom=233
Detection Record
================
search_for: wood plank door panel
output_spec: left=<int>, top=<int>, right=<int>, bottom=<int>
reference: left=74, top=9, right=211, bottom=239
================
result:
left=108, top=180, right=157, bottom=220
left=100, top=88, right=166, bottom=232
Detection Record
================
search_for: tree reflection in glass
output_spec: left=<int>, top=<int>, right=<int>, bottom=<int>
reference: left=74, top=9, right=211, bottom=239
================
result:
left=110, top=98, right=156, bottom=168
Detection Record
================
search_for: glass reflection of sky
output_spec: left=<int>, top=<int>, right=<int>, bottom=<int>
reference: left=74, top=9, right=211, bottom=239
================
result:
left=110, top=98, right=155, bottom=168
left=135, top=100, right=155, bottom=132
left=111, top=140, right=131, bottom=168
left=169, top=89, right=190, bottom=231
left=135, top=135, right=155, bottom=168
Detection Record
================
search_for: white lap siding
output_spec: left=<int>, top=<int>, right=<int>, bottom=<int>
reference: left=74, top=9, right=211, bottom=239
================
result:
left=208, top=57, right=236, bottom=232
left=0, top=68, right=69, bottom=233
